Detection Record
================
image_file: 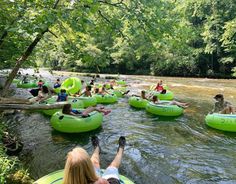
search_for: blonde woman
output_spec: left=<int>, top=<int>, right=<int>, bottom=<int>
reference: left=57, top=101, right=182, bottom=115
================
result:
left=63, top=136, right=126, bottom=184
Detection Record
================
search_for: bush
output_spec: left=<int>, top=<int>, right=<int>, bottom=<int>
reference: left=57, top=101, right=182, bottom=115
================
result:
left=0, top=123, right=33, bottom=184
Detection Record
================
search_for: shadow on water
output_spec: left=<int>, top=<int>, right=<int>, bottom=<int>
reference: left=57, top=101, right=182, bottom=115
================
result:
left=51, top=128, right=103, bottom=145
left=2, top=70, right=236, bottom=184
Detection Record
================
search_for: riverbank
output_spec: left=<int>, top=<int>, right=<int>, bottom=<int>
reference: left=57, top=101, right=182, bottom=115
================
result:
left=0, top=75, right=33, bottom=183
left=0, top=120, right=33, bottom=184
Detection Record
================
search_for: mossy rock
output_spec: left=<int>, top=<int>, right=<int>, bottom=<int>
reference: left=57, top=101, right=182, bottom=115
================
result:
left=6, top=170, right=33, bottom=184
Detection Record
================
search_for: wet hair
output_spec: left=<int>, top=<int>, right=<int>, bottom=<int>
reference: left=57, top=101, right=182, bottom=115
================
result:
left=60, top=89, right=66, bottom=93
left=39, top=80, right=43, bottom=82
left=57, top=78, right=60, bottom=82
left=152, top=95, right=158, bottom=102
left=81, top=80, right=84, bottom=84
left=90, top=80, right=94, bottom=85
left=86, top=85, right=92, bottom=91
left=42, top=86, right=49, bottom=93
left=63, top=147, right=98, bottom=184
left=214, top=94, right=224, bottom=99
left=94, top=88, right=99, bottom=93
left=62, top=104, right=72, bottom=115
left=141, top=90, right=145, bottom=94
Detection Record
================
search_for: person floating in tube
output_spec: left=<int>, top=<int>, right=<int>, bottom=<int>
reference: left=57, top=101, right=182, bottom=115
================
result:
left=212, top=94, right=235, bottom=114
left=63, top=136, right=126, bottom=184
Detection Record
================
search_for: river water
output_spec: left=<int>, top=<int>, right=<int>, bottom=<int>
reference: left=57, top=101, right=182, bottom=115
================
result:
left=2, top=69, right=236, bottom=184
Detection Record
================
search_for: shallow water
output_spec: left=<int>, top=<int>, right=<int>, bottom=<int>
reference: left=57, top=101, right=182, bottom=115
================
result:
left=2, top=69, right=236, bottom=184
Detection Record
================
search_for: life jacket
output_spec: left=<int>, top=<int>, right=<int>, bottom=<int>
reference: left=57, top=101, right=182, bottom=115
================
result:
left=58, top=93, right=68, bottom=101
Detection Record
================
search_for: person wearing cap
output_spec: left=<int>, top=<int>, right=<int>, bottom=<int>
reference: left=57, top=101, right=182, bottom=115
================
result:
left=212, top=94, right=235, bottom=114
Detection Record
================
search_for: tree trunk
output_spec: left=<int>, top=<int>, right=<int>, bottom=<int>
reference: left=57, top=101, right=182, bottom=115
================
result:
left=2, top=29, right=48, bottom=96
left=0, top=102, right=68, bottom=110
left=0, top=31, right=8, bottom=47
left=0, top=97, right=31, bottom=104
left=1, top=0, right=60, bottom=97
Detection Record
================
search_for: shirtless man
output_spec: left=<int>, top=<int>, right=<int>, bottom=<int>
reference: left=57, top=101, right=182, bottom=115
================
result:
left=212, top=94, right=235, bottom=114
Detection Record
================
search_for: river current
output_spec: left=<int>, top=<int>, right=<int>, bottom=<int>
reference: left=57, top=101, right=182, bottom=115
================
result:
left=2, top=69, right=236, bottom=184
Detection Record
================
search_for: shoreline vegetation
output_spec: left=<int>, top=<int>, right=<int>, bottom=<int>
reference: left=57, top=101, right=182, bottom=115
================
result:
left=52, top=69, right=236, bottom=80
left=0, top=122, right=33, bottom=184
left=0, top=75, right=32, bottom=184
left=2, top=68, right=236, bottom=80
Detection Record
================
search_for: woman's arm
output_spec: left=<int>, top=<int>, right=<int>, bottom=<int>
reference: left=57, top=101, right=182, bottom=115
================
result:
left=78, top=91, right=85, bottom=97
left=38, top=93, right=50, bottom=102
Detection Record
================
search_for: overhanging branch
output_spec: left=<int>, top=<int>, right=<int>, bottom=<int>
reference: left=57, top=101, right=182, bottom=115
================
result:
left=48, top=29, right=58, bottom=38
left=98, top=0, right=125, bottom=7
left=98, top=10, right=130, bottom=41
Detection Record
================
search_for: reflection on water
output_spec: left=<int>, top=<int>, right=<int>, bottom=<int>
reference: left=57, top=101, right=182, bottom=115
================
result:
left=2, top=69, right=236, bottom=184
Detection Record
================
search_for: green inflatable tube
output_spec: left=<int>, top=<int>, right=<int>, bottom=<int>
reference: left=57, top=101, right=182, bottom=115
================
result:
left=148, top=90, right=174, bottom=101
left=146, top=102, right=183, bottom=116
left=205, top=113, right=236, bottom=132
left=17, top=80, right=37, bottom=88
left=114, top=86, right=127, bottom=92
left=42, top=80, right=50, bottom=87
left=93, top=94, right=118, bottom=104
left=94, top=83, right=103, bottom=88
left=116, top=80, right=127, bottom=86
left=50, top=110, right=103, bottom=133
left=105, top=83, right=111, bottom=89
left=128, top=96, right=148, bottom=109
left=109, top=89, right=123, bottom=98
left=53, top=87, right=61, bottom=94
left=34, top=169, right=135, bottom=184
left=94, top=83, right=112, bottom=90
left=70, top=96, right=97, bottom=108
left=12, top=79, right=20, bottom=84
left=61, top=77, right=82, bottom=94
left=42, top=96, right=84, bottom=116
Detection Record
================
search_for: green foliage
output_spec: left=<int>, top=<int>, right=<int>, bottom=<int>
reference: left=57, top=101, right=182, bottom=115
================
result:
left=0, top=0, right=235, bottom=77
left=0, top=123, right=33, bottom=184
